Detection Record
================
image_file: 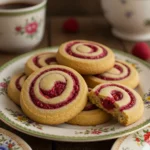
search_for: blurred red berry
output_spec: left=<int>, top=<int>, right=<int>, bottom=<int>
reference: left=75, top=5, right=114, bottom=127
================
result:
left=131, top=42, right=150, bottom=60
left=63, top=18, right=79, bottom=33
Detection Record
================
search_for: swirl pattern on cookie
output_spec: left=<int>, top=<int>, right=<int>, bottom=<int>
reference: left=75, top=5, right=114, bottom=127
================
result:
left=7, top=73, right=27, bottom=105
left=67, top=89, right=110, bottom=126
left=25, top=52, right=58, bottom=76
left=84, top=60, right=139, bottom=88
left=65, top=41, right=107, bottom=59
left=56, top=40, right=115, bottom=74
left=20, top=65, right=88, bottom=125
left=88, top=83, right=144, bottom=126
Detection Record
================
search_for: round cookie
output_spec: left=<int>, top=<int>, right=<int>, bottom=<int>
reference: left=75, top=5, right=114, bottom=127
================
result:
left=88, top=83, right=144, bottom=126
left=67, top=89, right=110, bottom=126
left=7, top=73, right=27, bottom=105
left=84, top=60, right=139, bottom=89
left=56, top=40, right=115, bottom=74
left=20, top=65, right=88, bottom=125
left=25, top=52, right=58, bottom=76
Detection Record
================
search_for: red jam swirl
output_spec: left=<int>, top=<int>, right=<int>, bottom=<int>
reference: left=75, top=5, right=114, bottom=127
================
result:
left=111, top=90, right=123, bottom=101
left=15, top=74, right=26, bottom=91
left=45, top=57, right=57, bottom=65
left=33, top=54, right=57, bottom=68
left=95, top=62, right=130, bottom=80
left=40, top=81, right=66, bottom=98
left=83, top=102, right=97, bottom=111
left=95, top=84, right=136, bottom=111
left=65, top=42, right=107, bottom=59
left=29, top=68, right=79, bottom=109
left=101, top=97, right=115, bottom=110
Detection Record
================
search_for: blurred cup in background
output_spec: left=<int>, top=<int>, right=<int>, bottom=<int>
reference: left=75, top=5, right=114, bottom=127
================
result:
left=0, top=0, right=47, bottom=53
left=101, top=0, right=150, bottom=41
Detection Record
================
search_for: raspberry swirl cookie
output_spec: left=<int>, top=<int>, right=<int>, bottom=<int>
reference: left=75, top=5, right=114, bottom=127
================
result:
left=7, top=73, right=27, bottom=105
left=20, top=65, right=88, bottom=125
left=89, top=83, right=144, bottom=126
left=56, top=40, right=115, bottom=74
left=84, top=60, right=139, bottom=89
left=25, top=52, right=58, bottom=76
left=67, top=89, right=110, bottom=126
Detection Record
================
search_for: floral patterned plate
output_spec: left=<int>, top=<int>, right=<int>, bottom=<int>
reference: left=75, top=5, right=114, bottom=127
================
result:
left=111, top=126, right=150, bottom=150
left=0, top=47, right=150, bottom=142
left=0, top=128, right=31, bottom=150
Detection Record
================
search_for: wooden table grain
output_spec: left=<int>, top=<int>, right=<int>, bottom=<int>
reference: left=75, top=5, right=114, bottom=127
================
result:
left=0, top=16, right=149, bottom=150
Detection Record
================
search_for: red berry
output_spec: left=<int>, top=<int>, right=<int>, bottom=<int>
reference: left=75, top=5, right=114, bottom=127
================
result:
left=131, top=42, right=150, bottom=60
left=63, top=18, right=79, bottom=33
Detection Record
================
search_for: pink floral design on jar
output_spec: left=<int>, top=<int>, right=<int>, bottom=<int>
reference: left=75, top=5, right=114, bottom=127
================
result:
left=25, top=22, right=38, bottom=34
left=15, top=17, right=42, bottom=38
left=15, top=26, right=22, bottom=32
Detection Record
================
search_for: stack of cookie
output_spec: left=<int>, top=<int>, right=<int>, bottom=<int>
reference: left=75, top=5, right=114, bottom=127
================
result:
left=7, top=40, right=144, bottom=126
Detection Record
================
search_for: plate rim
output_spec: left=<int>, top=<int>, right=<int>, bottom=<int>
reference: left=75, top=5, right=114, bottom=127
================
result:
left=111, top=126, right=150, bottom=150
left=0, top=128, right=32, bottom=150
left=111, top=136, right=128, bottom=150
left=0, top=46, right=150, bottom=142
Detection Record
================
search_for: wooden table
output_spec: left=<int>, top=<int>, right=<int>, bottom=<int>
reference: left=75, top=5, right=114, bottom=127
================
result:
left=0, top=16, right=149, bottom=150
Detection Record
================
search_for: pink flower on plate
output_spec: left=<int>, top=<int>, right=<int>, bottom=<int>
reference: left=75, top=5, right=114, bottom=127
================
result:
left=25, top=22, right=38, bottom=34
left=0, top=82, right=7, bottom=88
left=92, top=129, right=101, bottom=135
left=8, top=143, right=13, bottom=148
left=144, top=132, right=150, bottom=144
left=136, top=138, right=140, bottom=142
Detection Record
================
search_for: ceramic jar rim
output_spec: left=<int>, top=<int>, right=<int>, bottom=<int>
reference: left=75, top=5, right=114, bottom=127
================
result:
left=0, top=0, right=47, bottom=15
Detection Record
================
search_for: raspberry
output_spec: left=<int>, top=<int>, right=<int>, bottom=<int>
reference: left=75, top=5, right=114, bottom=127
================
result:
left=63, top=18, right=79, bottom=33
left=131, top=42, right=150, bottom=60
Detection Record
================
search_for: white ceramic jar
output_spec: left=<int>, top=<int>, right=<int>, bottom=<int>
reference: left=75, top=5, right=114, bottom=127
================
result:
left=0, top=0, right=47, bottom=53
left=101, top=0, right=150, bottom=41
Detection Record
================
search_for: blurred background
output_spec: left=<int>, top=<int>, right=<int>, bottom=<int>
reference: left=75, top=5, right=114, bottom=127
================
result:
left=47, top=0, right=102, bottom=16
